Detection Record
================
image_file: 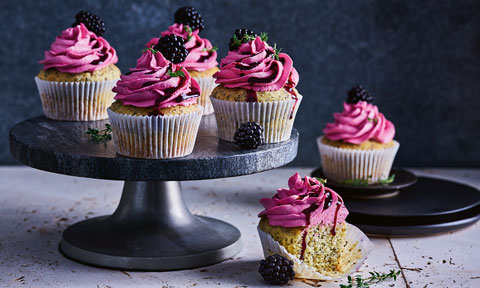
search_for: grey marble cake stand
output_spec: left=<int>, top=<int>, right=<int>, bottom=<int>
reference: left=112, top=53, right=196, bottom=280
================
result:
left=9, top=115, right=299, bottom=271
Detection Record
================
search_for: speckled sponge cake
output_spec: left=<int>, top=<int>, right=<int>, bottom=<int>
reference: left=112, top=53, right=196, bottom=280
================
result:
left=37, top=64, right=121, bottom=82
left=321, top=137, right=395, bottom=150
left=110, top=101, right=201, bottom=117
left=211, top=84, right=296, bottom=102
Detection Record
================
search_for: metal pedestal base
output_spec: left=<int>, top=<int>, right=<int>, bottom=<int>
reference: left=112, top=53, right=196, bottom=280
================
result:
left=59, top=181, right=242, bottom=271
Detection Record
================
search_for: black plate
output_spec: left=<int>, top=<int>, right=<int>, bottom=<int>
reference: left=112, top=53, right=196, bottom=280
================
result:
left=311, top=167, right=417, bottom=199
left=345, top=176, right=480, bottom=236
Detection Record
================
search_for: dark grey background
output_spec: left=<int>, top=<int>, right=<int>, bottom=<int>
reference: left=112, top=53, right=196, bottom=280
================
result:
left=1, top=0, right=479, bottom=167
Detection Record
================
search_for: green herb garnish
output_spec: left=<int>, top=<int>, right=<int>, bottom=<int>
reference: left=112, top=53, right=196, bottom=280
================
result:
left=341, top=176, right=371, bottom=187
left=167, top=69, right=185, bottom=78
left=86, top=124, right=112, bottom=142
left=340, top=269, right=401, bottom=288
left=184, top=26, right=193, bottom=41
left=142, top=47, right=158, bottom=54
left=202, top=45, right=218, bottom=53
left=379, top=174, right=395, bottom=185
left=367, top=117, right=378, bottom=123
left=230, top=31, right=269, bottom=50
left=314, top=177, right=327, bottom=185
left=273, top=43, right=282, bottom=60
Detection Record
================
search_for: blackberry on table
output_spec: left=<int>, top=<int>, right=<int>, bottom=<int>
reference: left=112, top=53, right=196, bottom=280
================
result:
left=346, top=85, right=374, bottom=104
left=153, top=35, right=189, bottom=64
left=233, top=122, right=264, bottom=149
left=259, top=254, right=295, bottom=285
left=229, top=28, right=257, bottom=51
left=72, top=11, right=106, bottom=36
left=174, top=6, right=204, bottom=32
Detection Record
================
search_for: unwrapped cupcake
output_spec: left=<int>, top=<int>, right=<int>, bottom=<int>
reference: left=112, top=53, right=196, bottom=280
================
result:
left=211, top=29, right=302, bottom=143
left=146, top=7, right=218, bottom=115
left=108, top=35, right=202, bottom=159
left=318, top=86, right=399, bottom=184
left=36, top=11, right=120, bottom=121
left=258, top=173, right=372, bottom=280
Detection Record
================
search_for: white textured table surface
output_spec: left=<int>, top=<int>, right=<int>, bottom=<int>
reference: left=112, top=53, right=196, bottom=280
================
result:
left=0, top=167, right=478, bottom=288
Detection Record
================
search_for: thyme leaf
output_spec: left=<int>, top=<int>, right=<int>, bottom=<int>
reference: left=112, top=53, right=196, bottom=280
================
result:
left=86, top=124, right=112, bottom=142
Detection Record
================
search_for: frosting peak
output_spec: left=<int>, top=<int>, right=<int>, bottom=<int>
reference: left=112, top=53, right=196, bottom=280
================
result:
left=323, top=101, right=395, bottom=144
left=214, top=36, right=299, bottom=92
left=39, top=23, right=118, bottom=73
left=145, top=23, right=218, bottom=72
left=112, top=49, right=200, bottom=110
left=258, top=173, right=348, bottom=228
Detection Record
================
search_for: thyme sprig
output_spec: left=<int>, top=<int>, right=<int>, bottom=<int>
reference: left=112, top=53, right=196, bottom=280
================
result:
left=314, top=177, right=327, bottom=185
left=184, top=26, right=193, bottom=41
left=86, top=124, right=112, bottom=142
left=340, top=269, right=401, bottom=288
left=379, top=174, right=395, bottom=185
left=367, top=117, right=378, bottom=123
left=202, top=45, right=218, bottom=53
left=230, top=31, right=269, bottom=50
left=341, top=177, right=371, bottom=187
left=168, top=68, right=185, bottom=78
left=142, top=47, right=159, bottom=54
left=273, top=43, right=282, bottom=60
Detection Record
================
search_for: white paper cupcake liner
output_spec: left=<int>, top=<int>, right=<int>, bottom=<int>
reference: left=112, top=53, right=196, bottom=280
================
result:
left=193, top=76, right=217, bottom=116
left=107, top=107, right=203, bottom=159
left=317, top=136, right=400, bottom=184
left=210, top=94, right=302, bottom=143
left=34, top=76, right=118, bottom=121
left=257, top=223, right=372, bottom=280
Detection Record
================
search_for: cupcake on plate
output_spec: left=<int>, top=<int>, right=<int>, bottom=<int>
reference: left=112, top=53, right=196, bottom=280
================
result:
left=36, top=11, right=120, bottom=121
left=257, top=172, right=372, bottom=280
left=108, top=35, right=202, bottom=159
left=317, top=86, right=399, bottom=184
left=146, top=6, right=218, bottom=115
left=211, top=29, right=302, bottom=143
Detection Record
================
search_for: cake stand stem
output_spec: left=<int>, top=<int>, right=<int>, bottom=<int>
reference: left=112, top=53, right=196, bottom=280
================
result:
left=59, top=181, right=242, bottom=271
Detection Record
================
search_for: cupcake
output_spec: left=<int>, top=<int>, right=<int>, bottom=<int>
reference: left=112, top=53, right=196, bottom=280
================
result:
left=146, top=7, right=218, bottom=115
left=257, top=173, right=372, bottom=280
left=317, top=86, right=399, bottom=184
left=211, top=29, right=302, bottom=143
left=36, top=11, right=120, bottom=121
left=108, top=35, right=202, bottom=159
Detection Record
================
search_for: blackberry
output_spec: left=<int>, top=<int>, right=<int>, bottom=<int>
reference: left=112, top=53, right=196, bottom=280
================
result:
left=73, top=11, right=105, bottom=36
left=174, top=6, right=204, bottom=32
left=259, top=254, right=295, bottom=285
left=229, top=28, right=257, bottom=51
left=234, top=122, right=264, bottom=149
left=153, top=35, right=189, bottom=64
left=346, top=85, right=374, bottom=104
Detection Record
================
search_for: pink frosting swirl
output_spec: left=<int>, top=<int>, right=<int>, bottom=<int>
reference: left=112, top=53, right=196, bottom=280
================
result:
left=323, top=101, right=395, bottom=144
left=113, top=49, right=200, bottom=110
left=213, top=36, right=299, bottom=92
left=39, top=23, right=118, bottom=73
left=145, top=23, right=218, bottom=72
left=258, top=173, right=348, bottom=228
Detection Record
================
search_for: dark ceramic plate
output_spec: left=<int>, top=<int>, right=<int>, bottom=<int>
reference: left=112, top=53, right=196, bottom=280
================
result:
left=311, top=167, right=417, bottom=199
left=345, top=176, right=480, bottom=236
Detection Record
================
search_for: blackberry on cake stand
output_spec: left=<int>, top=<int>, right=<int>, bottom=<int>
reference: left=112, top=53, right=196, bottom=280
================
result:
left=9, top=115, right=298, bottom=270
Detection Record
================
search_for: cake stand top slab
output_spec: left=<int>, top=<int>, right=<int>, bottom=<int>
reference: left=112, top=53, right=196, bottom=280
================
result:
left=9, top=115, right=298, bottom=181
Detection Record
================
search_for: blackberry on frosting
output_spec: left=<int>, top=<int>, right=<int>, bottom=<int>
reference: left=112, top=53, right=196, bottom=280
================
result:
left=153, top=35, right=189, bottom=64
left=174, top=6, right=204, bottom=32
left=228, top=28, right=258, bottom=51
left=346, top=85, right=374, bottom=104
left=72, top=11, right=106, bottom=36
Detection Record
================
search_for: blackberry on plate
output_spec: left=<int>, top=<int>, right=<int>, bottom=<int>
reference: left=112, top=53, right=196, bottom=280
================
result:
left=346, top=85, right=374, bottom=104
left=73, top=11, right=106, bottom=36
left=153, top=35, right=189, bottom=64
left=259, top=254, right=295, bottom=285
left=229, top=28, right=257, bottom=51
left=234, top=122, right=264, bottom=149
left=174, top=6, right=204, bottom=32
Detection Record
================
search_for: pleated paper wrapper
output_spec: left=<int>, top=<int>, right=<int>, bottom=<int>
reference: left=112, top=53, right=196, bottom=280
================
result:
left=257, top=223, right=372, bottom=280
left=34, top=76, right=118, bottom=121
left=193, top=76, right=217, bottom=116
left=317, top=136, right=400, bottom=184
left=107, top=107, right=203, bottom=159
left=210, top=94, right=302, bottom=143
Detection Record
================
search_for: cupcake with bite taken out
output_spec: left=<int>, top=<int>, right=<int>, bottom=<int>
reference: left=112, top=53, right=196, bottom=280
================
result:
left=257, top=172, right=372, bottom=279
left=146, top=7, right=218, bottom=115
left=108, top=35, right=202, bottom=159
left=317, top=86, right=399, bottom=184
left=211, top=29, right=302, bottom=143
left=36, top=11, right=120, bottom=121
